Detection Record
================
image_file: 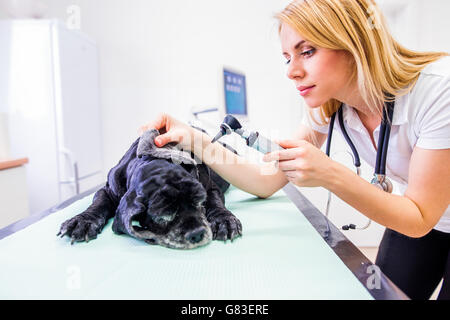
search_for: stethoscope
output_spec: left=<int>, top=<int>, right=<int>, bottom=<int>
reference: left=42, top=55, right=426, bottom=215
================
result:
left=325, top=98, right=395, bottom=231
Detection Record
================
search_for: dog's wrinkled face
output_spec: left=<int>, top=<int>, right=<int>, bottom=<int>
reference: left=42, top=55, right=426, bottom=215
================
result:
left=129, top=160, right=212, bottom=249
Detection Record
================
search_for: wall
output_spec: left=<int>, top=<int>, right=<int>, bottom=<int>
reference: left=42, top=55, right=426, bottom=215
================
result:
left=384, top=0, right=450, bottom=53
left=32, top=0, right=299, bottom=171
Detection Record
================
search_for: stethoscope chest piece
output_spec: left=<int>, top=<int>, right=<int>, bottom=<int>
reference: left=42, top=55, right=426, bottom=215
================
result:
left=371, top=174, right=393, bottom=194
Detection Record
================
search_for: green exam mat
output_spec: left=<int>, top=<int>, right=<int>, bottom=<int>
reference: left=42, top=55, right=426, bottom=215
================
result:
left=0, top=186, right=373, bottom=300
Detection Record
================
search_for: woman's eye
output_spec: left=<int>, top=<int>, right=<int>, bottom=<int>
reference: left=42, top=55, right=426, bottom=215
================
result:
left=301, top=48, right=316, bottom=57
left=284, top=48, right=315, bottom=65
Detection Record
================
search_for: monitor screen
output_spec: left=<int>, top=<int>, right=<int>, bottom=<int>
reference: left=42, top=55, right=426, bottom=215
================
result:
left=223, top=68, right=247, bottom=116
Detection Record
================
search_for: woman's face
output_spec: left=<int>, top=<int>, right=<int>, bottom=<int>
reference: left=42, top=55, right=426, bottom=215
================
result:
left=279, top=23, right=355, bottom=108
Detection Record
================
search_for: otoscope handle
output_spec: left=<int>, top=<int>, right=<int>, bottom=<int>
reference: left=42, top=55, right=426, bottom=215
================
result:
left=214, top=115, right=284, bottom=154
left=235, top=129, right=284, bottom=154
left=252, top=135, right=285, bottom=153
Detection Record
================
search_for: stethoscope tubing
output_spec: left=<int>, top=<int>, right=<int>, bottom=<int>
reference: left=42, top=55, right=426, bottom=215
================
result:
left=325, top=99, right=395, bottom=230
left=338, top=106, right=362, bottom=168
left=376, top=101, right=395, bottom=175
left=327, top=101, right=394, bottom=175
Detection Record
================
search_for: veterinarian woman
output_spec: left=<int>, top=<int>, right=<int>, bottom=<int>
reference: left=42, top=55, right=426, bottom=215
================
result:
left=140, top=0, right=450, bottom=300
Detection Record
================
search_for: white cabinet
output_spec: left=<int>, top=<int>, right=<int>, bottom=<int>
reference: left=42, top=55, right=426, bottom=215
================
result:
left=0, top=19, right=104, bottom=215
left=0, top=161, right=29, bottom=228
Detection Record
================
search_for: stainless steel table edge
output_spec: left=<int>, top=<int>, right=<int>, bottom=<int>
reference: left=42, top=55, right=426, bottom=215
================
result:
left=0, top=184, right=105, bottom=241
left=283, top=185, right=409, bottom=300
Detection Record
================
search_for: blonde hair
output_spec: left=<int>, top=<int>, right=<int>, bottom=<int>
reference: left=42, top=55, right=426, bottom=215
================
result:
left=275, top=0, right=448, bottom=124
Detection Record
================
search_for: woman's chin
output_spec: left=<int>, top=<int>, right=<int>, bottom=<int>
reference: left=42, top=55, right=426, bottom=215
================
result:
left=303, top=97, right=323, bottom=108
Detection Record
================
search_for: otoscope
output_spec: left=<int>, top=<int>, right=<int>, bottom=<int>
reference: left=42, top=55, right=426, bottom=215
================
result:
left=211, top=114, right=333, bottom=235
left=212, top=115, right=371, bottom=234
left=211, top=115, right=284, bottom=154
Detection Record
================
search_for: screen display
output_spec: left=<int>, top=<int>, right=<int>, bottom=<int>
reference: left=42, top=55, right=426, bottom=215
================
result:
left=223, top=69, right=247, bottom=115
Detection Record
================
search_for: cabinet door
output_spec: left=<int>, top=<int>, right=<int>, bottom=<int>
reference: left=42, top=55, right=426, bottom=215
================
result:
left=0, top=20, right=60, bottom=215
left=53, top=22, right=104, bottom=201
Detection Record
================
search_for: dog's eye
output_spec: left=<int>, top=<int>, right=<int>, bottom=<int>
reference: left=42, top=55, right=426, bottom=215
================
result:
left=153, top=208, right=178, bottom=225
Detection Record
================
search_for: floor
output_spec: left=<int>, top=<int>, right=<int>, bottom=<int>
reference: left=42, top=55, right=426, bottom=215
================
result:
left=359, top=247, right=443, bottom=300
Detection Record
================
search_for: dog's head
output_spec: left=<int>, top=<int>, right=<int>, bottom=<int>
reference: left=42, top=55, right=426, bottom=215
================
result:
left=113, top=159, right=212, bottom=249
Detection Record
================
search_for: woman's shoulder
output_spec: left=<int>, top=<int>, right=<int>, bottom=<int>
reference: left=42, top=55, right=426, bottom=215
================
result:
left=408, top=56, right=450, bottom=103
left=399, top=57, right=450, bottom=148
left=420, top=56, right=450, bottom=78
left=396, top=56, right=449, bottom=128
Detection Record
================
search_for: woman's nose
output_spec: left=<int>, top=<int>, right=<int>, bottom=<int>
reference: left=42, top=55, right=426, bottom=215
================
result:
left=287, top=59, right=305, bottom=80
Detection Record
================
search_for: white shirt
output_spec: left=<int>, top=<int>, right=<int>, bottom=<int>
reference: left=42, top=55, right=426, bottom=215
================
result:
left=303, top=56, right=450, bottom=233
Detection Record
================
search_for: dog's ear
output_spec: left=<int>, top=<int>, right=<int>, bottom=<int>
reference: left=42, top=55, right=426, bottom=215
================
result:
left=180, top=163, right=199, bottom=179
left=112, top=190, right=145, bottom=235
left=112, top=190, right=161, bottom=243
left=179, top=178, right=207, bottom=207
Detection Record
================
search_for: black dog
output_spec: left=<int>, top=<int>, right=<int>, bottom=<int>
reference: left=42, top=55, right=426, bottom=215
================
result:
left=57, top=129, right=242, bottom=249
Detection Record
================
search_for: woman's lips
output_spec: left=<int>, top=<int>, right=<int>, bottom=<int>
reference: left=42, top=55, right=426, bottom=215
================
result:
left=297, top=85, right=315, bottom=96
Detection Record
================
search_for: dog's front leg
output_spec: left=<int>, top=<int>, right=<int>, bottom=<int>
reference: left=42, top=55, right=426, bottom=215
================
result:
left=57, top=187, right=116, bottom=244
left=205, top=184, right=242, bottom=241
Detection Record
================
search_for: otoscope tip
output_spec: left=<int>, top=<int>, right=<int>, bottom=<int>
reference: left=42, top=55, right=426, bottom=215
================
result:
left=211, top=132, right=224, bottom=144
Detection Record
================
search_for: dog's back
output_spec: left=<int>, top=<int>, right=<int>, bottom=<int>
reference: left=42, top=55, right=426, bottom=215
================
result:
left=105, top=138, right=140, bottom=203
left=105, top=134, right=235, bottom=205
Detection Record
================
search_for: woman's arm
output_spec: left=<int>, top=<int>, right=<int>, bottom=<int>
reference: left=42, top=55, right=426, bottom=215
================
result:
left=193, top=131, right=287, bottom=198
left=139, top=113, right=283, bottom=198
left=322, top=147, right=450, bottom=238
left=140, top=114, right=327, bottom=199
left=195, top=124, right=327, bottom=198
left=264, top=138, right=449, bottom=237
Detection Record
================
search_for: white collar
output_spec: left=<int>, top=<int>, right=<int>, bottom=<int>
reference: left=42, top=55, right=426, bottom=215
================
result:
left=341, top=94, right=409, bottom=131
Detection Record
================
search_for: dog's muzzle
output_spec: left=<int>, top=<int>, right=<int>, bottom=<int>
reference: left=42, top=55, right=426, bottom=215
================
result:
left=112, top=206, right=212, bottom=249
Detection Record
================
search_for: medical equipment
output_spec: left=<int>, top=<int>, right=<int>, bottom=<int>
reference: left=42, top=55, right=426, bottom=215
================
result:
left=211, top=115, right=282, bottom=153
left=221, top=67, right=249, bottom=121
left=212, top=97, right=395, bottom=231
left=211, top=115, right=333, bottom=231
left=325, top=100, right=395, bottom=230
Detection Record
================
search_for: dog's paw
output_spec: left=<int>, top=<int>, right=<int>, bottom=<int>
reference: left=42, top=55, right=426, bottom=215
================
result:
left=57, top=214, right=104, bottom=245
left=209, top=211, right=242, bottom=241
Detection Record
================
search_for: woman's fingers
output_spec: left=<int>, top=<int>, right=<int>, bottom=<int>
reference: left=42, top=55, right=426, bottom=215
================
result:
left=278, top=139, right=307, bottom=149
left=155, top=131, right=178, bottom=147
left=277, top=159, right=299, bottom=172
left=138, top=114, right=195, bottom=150
left=263, top=140, right=309, bottom=162
left=138, top=113, right=170, bottom=135
left=156, top=128, right=192, bottom=148
left=263, top=148, right=303, bottom=162
left=150, top=113, right=169, bottom=131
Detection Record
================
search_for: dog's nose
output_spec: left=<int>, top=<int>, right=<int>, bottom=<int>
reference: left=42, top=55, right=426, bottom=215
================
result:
left=185, top=228, right=206, bottom=244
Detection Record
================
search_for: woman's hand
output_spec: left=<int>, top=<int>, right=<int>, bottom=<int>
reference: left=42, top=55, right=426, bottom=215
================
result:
left=139, top=113, right=196, bottom=151
left=262, top=139, right=335, bottom=188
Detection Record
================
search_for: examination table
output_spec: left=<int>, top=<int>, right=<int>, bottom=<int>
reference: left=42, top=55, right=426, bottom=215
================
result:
left=0, top=185, right=408, bottom=299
